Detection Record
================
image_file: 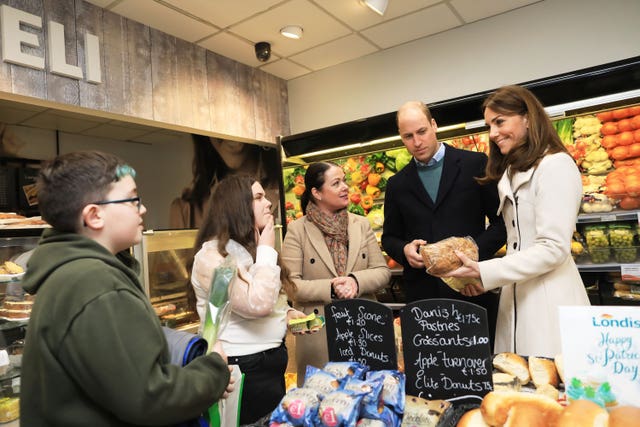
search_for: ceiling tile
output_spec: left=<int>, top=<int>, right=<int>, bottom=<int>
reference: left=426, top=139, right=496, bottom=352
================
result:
left=199, top=32, right=281, bottom=68
left=111, top=0, right=218, bottom=43
left=450, top=0, right=542, bottom=23
left=291, top=34, right=378, bottom=71
left=261, top=59, right=311, bottom=80
left=361, top=4, right=462, bottom=49
left=229, top=0, right=351, bottom=57
left=318, top=0, right=441, bottom=31
left=163, top=0, right=283, bottom=29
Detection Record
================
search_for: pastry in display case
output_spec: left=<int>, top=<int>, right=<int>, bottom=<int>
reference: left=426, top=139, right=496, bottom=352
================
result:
left=133, top=229, right=199, bottom=332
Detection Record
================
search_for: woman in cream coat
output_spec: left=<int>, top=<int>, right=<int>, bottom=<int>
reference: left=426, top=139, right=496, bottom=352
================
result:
left=282, top=162, right=391, bottom=384
left=448, top=85, right=590, bottom=358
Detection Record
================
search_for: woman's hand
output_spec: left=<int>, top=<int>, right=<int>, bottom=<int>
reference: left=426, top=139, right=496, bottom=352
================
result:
left=446, top=250, right=481, bottom=278
left=460, top=281, right=486, bottom=297
left=331, top=276, right=358, bottom=299
left=286, top=309, right=319, bottom=335
left=257, top=215, right=275, bottom=247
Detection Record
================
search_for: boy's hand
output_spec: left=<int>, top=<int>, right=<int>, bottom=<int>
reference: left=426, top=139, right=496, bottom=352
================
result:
left=222, top=366, right=236, bottom=399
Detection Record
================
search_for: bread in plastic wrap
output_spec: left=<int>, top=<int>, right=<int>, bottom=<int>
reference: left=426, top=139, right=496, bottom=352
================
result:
left=420, top=236, right=478, bottom=276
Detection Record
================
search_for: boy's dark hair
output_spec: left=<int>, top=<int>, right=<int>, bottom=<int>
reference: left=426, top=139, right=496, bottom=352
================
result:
left=37, top=151, right=135, bottom=232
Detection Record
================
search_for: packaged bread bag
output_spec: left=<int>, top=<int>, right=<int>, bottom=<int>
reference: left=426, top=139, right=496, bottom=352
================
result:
left=420, top=236, right=481, bottom=291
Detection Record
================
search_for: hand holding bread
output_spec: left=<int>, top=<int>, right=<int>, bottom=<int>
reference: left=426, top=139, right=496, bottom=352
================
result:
left=420, top=236, right=478, bottom=276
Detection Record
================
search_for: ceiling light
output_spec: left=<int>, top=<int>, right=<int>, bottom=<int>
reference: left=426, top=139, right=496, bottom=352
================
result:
left=361, top=0, right=388, bottom=16
left=280, top=25, right=303, bottom=40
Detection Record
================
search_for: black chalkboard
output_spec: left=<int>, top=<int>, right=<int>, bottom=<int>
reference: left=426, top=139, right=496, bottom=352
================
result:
left=324, top=299, right=397, bottom=371
left=400, top=299, right=492, bottom=403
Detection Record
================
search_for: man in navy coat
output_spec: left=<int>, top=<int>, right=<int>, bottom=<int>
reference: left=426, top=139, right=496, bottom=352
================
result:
left=382, top=101, right=506, bottom=345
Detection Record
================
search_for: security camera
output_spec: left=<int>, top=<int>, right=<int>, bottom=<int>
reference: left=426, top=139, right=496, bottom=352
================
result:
left=255, top=42, right=271, bottom=62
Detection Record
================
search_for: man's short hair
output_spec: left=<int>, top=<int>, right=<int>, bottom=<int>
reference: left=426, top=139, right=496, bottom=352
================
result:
left=37, top=151, right=136, bottom=232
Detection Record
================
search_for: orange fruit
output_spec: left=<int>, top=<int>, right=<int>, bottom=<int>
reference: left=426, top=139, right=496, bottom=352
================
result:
left=629, top=106, right=640, bottom=116
left=618, top=119, right=633, bottom=132
left=602, top=135, right=618, bottom=149
left=619, top=196, right=640, bottom=210
left=629, top=143, right=640, bottom=159
left=606, top=181, right=626, bottom=198
left=613, top=108, right=631, bottom=120
left=635, top=129, right=640, bottom=143
left=596, top=111, right=614, bottom=122
left=611, top=145, right=630, bottom=160
left=601, top=122, right=619, bottom=136
left=619, top=131, right=635, bottom=146
left=631, top=115, right=640, bottom=130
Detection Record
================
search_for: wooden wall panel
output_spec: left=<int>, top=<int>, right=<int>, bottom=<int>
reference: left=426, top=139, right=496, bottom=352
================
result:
left=76, top=0, right=106, bottom=111
left=123, top=19, right=153, bottom=120
left=7, top=0, right=46, bottom=99
left=175, top=39, right=210, bottom=132
left=43, top=0, right=80, bottom=106
left=151, top=29, right=179, bottom=125
left=0, top=0, right=289, bottom=145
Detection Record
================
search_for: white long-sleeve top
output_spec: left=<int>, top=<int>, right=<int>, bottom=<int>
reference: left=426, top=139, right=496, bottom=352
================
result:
left=191, top=239, right=289, bottom=356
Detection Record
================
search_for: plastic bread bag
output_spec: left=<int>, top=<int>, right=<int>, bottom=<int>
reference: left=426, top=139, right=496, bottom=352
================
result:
left=202, top=255, right=235, bottom=354
left=420, top=236, right=479, bottom=277
left=440, top=276, right=483, bottom=293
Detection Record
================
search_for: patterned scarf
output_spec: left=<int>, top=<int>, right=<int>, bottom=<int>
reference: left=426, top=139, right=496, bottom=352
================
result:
left=306, top=202, right=349, bottom=276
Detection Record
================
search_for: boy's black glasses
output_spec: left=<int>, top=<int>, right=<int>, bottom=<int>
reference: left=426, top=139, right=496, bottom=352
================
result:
left=93, top=196, right=142, bottom=212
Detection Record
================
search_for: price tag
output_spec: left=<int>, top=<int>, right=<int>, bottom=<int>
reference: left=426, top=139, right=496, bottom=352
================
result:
left=600, top=214, right=617, bottom=222
left=620, top=264, right=640, bottom=282
left=400, top=299, right=492, bottom=402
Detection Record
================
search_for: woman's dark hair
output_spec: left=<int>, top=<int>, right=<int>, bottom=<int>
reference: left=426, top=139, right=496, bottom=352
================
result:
left=181, top=135, right=280, bottom=215
left=186, top=175, right=296, bottom=313
left=480, top=85, right=568, bottom=183
left=300, top=162, right=339, bottom=214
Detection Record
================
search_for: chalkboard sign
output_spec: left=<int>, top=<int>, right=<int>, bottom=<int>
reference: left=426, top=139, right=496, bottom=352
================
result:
left=400, top=299, right=492, bottom=402
left=325, top=299, right=397, bottom=371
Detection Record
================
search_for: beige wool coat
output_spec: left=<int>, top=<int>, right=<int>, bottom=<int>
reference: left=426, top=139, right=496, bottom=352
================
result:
left=479, top=152, right=590, bottom=358
left=281, top=212, right=391, bottom=384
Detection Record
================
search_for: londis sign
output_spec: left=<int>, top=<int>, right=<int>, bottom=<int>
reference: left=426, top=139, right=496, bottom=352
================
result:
left=0, top=4, right=101, bottom=83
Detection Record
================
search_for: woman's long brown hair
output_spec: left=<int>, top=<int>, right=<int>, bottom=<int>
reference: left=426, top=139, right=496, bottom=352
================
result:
left=186, top=175, right=296, bottom=315
left=480, top=85, right=569, bottom=184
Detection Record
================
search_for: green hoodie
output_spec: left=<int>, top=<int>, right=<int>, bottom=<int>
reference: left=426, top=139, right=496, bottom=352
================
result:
left=20, top=229, right=230, bottom=426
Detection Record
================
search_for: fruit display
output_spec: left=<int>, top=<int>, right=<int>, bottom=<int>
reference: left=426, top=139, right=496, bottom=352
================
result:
left=583, top=224, right=610, bottom=264
left=444, top=132, right=489, bottom=154
left=608, top=223, right=637, bottom=263
left=282, top=149, right=408, bottom=226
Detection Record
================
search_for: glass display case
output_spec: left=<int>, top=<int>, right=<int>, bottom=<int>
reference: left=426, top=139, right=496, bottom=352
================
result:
left=132, top=229, right=199, bottom=332
left=0, top=228, right=44, bottom=427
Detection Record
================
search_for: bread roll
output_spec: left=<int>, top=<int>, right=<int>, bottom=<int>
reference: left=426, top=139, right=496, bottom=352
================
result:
left=480, top=391, right=563, bottom=426
left=420, top=236, right=478, bottom=276
left=456, top=408, right=489, bottom=427
left=504, top=402, right=548, bottom=427
left=535, top=383, right=559, bottom=400
left=529, top=356, right=559, bottom=387
left=493, top=353, right=531, bottom=383
left=556, top=399, right=608, bottom=427
left=608, top=406, right=640, bottom=427
left=492, top=372, right=521, bottom=392
left=554, top=353, right=565, bottom=384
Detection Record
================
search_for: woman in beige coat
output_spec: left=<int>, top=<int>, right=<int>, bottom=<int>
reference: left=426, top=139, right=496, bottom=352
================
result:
left=281, top=162, right=391, bottom=384
left=447, top=85, right=590, bottom=358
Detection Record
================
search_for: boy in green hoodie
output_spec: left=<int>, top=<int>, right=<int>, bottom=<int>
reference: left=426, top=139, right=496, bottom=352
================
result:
left=20, top=151, right=232, bottom=426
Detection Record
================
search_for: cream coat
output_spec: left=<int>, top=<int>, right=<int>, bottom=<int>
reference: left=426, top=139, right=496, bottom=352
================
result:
left=479, top=152, right=590, bottom=357
left=281, top=213, right=391, bottom=383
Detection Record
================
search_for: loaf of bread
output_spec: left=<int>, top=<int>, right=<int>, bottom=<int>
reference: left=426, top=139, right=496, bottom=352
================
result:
left=492, top=372, right=521, bottom=392
left=493, top=353, right=531, bottom=384
left=529, top=356, right=559, bottom=387
left=480, top=391, right=563, bottom=426
left=420, top=236, right=478, bottom=276
left=608, top=405, right=640, bottom=427
left=556, top=399, right=608, bottom=427
left=456, top=408, right=489, bottom=427
left=503, top=402, right=550, bottom=427
left=535, top=383, right=560, bottom=400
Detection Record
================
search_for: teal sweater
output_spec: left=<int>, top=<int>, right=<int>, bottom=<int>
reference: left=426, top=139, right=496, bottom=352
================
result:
left=21, top=229, right=230, bottom=426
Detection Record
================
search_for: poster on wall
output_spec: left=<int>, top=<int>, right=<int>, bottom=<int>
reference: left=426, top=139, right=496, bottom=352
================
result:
left=168, top=135, right=282, bottom=230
